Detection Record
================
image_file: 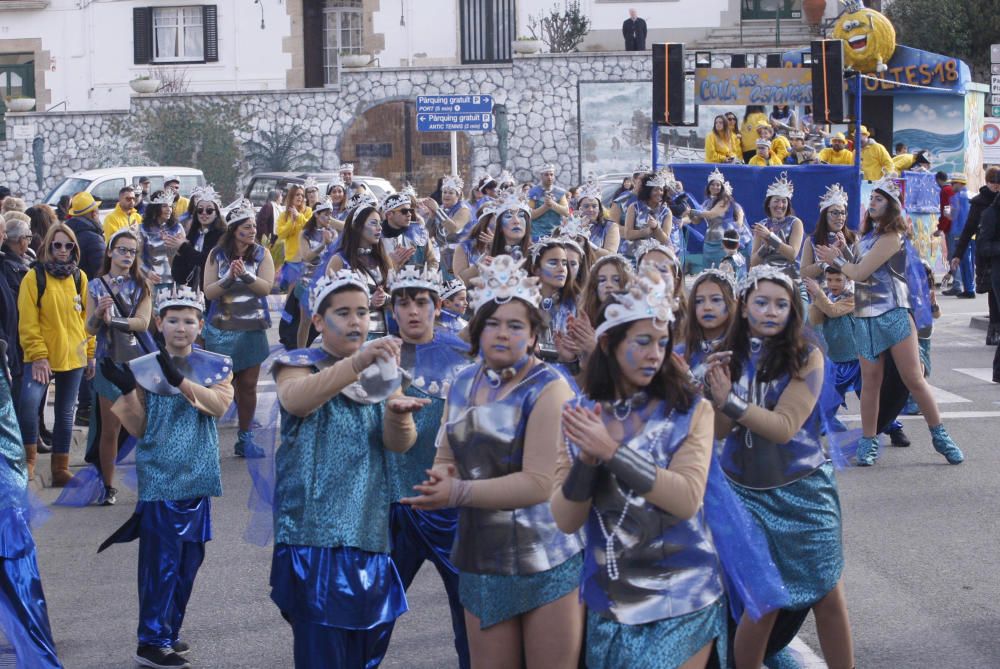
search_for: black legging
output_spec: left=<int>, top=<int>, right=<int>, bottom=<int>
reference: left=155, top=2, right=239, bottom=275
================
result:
left=991, top=263, right=1000, bottom=381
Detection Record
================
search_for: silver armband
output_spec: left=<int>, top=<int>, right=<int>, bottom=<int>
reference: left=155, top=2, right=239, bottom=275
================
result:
left=832, top=255, right=847, bottom=269
left=238, top=271, right=257, bottom=284
left=109, top=317, right=132, bottom=332
left=720, top=391, right=749, bottom=420
left=767, top=232, right=784, bottom=248
left=607, top=447, right=656, bottom=495
left=218, top=273, right=237, bottom=289
left=561, top=457, right=600, bottom=502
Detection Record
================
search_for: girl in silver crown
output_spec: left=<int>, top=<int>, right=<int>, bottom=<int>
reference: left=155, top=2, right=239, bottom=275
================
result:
left=203, top=202, right=275, bottom=459
left=814, top=181, right=964, bottom=467
left=704, top=265, right=854, bottom=669
left=403, top=254, right=584, bottom=669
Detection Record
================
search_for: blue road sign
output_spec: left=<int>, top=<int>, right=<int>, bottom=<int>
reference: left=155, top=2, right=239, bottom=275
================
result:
left=416, top=94, right=494, bottom=132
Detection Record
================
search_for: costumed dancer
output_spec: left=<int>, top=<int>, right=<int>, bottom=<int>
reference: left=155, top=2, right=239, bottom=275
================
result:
left=705, top=265, right=854, bottom=669
left=438, top=278, right=470, bottom=334
left=402, top=255, right=585, bottom=669
left=488, top=190, right=533, bottom=262
left=293, top=200, right=336, bottom=349
left=97, top=285, right=234, bottom=669
left=800, top=184, right=857, bottom=281
left=325, top=176, right=349, bottom=232
left=422, top=175, right=471, bottom=276
left=0, top=339, right=62, bottom=668
left=452, top=205, right=496, bottom=284
left=528, top=164, right=570, bottom=240
left=689, top=168, right=746, bottom=270
left=529, top=237, right=581, bottom=370
left=635, top=240, right=688, bottom=337
left=203, top=200, right=275, bottom=459
left=269, top=270, right=425, bottom=668
left=609, top=168, right=644, bottom=228
left=719, top=230, right=748, bottom=282
left=380, top=192, right=438, bottom=271
left=814, top=177, right=964, bottom=467
left=576, top=174, right=620, bottom=257
left=369, top=265, right=472, bottom=668
left=805, top=265, right=858, bottom=434
left=551, top=268, right=728, bottom=669
left=171, top=187, right=227, bottom=289
left=139, top=191, right=185, bottom=295
left=581, top=255, right=632, bottom=325
left=325, top=201, right=393, bottom=340
left=275, top=184, right=309, bottom=291
left=750, top=173, right=804, bottom=303
left=621, top=172, right=672, bottom=260
left=555, top=216, right=596, bottom=295
left=76, top=229, right=152, bottom=505
left=679, top=269, right=738, bottom=389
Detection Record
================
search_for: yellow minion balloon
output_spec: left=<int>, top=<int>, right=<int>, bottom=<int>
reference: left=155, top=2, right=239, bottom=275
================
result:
left=831, top=0, right=896, bottom=73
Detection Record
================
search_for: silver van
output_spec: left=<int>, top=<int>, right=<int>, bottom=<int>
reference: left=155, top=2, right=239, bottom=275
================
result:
left=45, top=166, right=206, bottom=219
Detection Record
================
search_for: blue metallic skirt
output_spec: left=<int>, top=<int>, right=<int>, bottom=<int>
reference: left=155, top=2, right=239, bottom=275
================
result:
left=202, top=324, right=269, bottom=372
left=459, top=552, right=583, bottom=629
left=270, top=545, right=408, bottom=631
left=728, top=463, right=843, bottom=610
left=586, top=597, right=727, bottom=669
left=854, top=307, right=912, bottom=362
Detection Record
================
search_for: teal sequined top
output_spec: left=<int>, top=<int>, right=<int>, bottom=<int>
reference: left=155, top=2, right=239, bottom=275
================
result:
left=137, top=393, right=224, bottom=502
left=387, top=387, right=443, bottom=503
left=0, top=368, right=27, bottom=510
left=274, top=380, right=392, bottom=553
left=819, top=291, right=857, bottom=363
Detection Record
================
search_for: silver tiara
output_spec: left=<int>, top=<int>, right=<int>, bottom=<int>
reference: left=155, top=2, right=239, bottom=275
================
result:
left=495, top=189, right=531, bottom=218
left=871, top=171, right=901, bottom=203
left=388, top=264, right=442, bottom=294
left=155, top=284, right=205, bottom=314
left=693, top=268, right=737, bottom=296
left=150, top=191, right=174, bottom=206
left=191, top=185, right=221, bottom=206
left=302, top=176, right=319, bottom=191
left=347, top=190, right=378, bottom=212
left=310, top=269, right=370, bottom=313
left=225, top=198, right=255, bottom=225
left=819, top=183, right=849, bottom=211
left=529, top=236, right=565, bottom=263
left=469, top=255, right=542, bottom=311
left=578, top=173, right=602, bottom=202
left=594, top=266, right=674, bottom=338
left=326, top=175, right=346, bottom=191
left=338, top=163, right=354, bottom=172
left=440, top=278, right=467, bottom=300
left=442, top=174, right=464, bottom=193
left=634, top=239, right=678, bottom=268
left=381, top=192, right=411, bottom=213
left=738, top=264, right=795, bottom=297
left=765, top=171, right=794, bottom=199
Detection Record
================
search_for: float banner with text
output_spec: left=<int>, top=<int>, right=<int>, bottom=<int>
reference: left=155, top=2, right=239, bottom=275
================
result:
left=694, top=68, right=813, bottom=106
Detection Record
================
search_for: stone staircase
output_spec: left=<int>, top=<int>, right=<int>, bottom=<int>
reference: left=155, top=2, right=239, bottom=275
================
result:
left=691, top=19, right=817, bottom=52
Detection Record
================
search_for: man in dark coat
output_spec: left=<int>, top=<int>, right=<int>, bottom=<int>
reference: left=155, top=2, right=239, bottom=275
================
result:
left=974, top=187, right=1000, bottom=379
left=622, top=8, right=647, bottom=51
left=951, top=170, right=1000, bottom=344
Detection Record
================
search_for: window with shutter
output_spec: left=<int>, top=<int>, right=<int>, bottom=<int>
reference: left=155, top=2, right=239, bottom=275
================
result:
left=202, top=5, right=218, bottom=62
left=133, top=7, right=153, bottom=64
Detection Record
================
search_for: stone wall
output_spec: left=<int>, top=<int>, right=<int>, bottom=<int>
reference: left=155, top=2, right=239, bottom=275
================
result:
left=0, top=51, right=723, bottom=202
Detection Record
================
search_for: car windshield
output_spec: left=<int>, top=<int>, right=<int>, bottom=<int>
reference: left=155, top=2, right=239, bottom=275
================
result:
left=45, top=177, right=92, bottom=206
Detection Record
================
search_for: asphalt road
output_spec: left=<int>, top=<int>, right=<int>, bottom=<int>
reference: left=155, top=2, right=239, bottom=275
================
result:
left=12, top=292, right=1000, bottom=668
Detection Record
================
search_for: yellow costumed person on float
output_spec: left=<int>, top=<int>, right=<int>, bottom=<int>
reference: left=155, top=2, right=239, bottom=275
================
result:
left=831, top=0, right=896, bottom=74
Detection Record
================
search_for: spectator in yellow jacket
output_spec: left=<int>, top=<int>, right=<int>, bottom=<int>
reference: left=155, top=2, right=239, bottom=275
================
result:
left=17, top=223, right=95, bottom=484
left=755, top=122, right=791, bottom=163
left=705, top=114, right=741, bottom=163
left=102, top=186, right=142, bottom=243
left=740, top=105, right=769, bottom=162
left=857, top=126, right=896, bottom=180
left=276, top=184, right=309, bottom=262
left=749, top=139, right=782, bottom=166
left=818, top=133, right=855, bottom=165
left=892, top=150, right=932, bottom=173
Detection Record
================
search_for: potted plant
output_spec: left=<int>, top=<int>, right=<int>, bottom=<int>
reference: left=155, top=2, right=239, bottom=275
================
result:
left=513, top=36, right=544, bottom=54
left=129, top=74, right=162, bottom=94
left=4, top=95, right=36, bottom=112
left=340, top=50, right=371, bottom=68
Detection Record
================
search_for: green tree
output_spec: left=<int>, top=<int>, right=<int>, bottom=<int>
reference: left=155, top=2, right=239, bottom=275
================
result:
left=884, top=0, right=1000, bottom=83
left=528, top=1, right=591, bottom=53
left=132, top=99, right=248, bottom=199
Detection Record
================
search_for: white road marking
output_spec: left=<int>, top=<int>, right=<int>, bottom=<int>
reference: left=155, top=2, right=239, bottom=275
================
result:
left=953, top=368, right=997, bottom=384
left=840, top=411, right=1000, bottom=422
left=787, top=636, right=827, bottom=668
left=929, top=385, right=972, bottom=404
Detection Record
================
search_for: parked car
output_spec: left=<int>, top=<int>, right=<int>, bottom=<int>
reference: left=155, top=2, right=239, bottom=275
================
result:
left=597, top=173, right=634, bottom=208
left=243, top=172, right=396, bottom=209
left=45, top=166, right=206, bottom=220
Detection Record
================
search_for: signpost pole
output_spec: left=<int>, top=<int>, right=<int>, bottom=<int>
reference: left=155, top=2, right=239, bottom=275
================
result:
left=450, top=131, right=458, bottom=175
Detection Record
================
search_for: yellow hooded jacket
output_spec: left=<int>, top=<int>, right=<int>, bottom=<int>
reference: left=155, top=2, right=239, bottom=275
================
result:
left=18, top=268, right=95, bottom=371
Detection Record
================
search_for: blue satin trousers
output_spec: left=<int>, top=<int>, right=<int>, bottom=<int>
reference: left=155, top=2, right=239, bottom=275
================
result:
left=0, top=550, right=62, bottom=668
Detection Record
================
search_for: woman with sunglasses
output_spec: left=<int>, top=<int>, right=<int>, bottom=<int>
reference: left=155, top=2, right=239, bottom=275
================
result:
left=172, top=188, right=227, bottom=289
left=204, top=202, right=276, bottom=459
left=139, top=190, right=185, bottom=290
left=800, top=184, right=856, bottom=281
left=76, top=229, right=151, bottom=505
left=17, top=224, right=95, bottom=484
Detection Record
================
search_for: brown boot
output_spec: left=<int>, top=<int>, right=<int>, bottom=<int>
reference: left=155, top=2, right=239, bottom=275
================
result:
left=25, top=444, right=37, bottom=481
left=50, top=453, right=72, bottom=487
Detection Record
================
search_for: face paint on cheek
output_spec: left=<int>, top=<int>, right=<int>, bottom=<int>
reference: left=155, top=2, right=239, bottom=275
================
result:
left=323, top=314, right=345, bottom=336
